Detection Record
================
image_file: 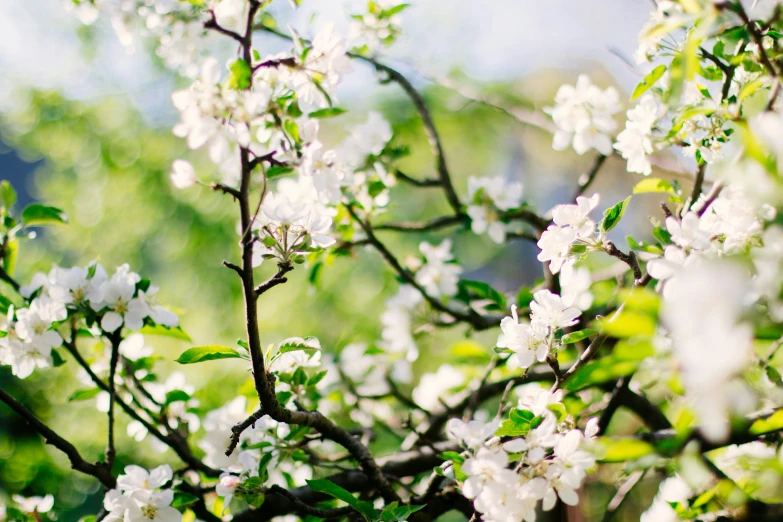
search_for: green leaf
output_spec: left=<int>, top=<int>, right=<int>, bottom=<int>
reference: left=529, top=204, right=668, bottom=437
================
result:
left=561, top=329, right=597, bottom=344
left=171, top=491, right=199, bottom=509
left=283, top=119, right=300, bottom=143
left=596, top=309, right=656, bottom=338
left=439, top=451, right=465, bottom=464
left=384, top=4, right=410, bottom=16
left=749, top=409, right=783, bottom=435
left=228, top=59, right=252, bottom=90
left=22, top=204, right=68, bottom=226
left=495, top=409, right=537, bottom=437
left=600, top=197, right=631, bottom=234
left=633, top=178, right=675, bottom=195
left=175, top=345, right=243, bottom=364
left=308, top=107, right=347, bottom=118
left=266, top=166, right=294, bottom=179
left=51, top=348, right=66, bottom=367
left=596, top=437, right=656, bottom=463
left=458, top=279, right=506, bottom=308
left=306, top=479, right=379, bottom=521
left=139, top=324, right=192, bottom=342
left=563, top=357, right=640, bottom=392
left=278, top=336, right=321, bottom=354
left=68, top=388, right=101, bottom=402
left=0, top=181, right=16, bottom=210
left=738, top=79, right=765, bottom=102
left=631, top=65, right=667, bottom=100
left=165, top=390, right=191, bottom=404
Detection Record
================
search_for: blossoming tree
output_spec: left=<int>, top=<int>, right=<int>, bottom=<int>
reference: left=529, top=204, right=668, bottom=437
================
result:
left=3, top=0, right=783, bottom=521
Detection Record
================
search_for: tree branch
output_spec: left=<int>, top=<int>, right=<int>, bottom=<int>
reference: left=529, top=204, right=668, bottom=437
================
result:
left=0, top=387, right=116, bottom=489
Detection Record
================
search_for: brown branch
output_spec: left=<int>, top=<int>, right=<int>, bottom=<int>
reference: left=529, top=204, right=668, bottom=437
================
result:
left=254, top=262, right=293, bottom=297
left=347, top=204, right=499, bottom=331
left=105, top=331, right=121, bottom=469
left=254, top=24, right=462, bottom=214
left=687, top=162, right=706, bottom=212
left=226, top=407, right=265, bottom=456
left=375, top=214, right=467, bottom=232
left=573, top=154, right=608, bottom=201
left=395, top=169, right=441, bottom=187
left=0, top=387, right=116, bottom=489
left=62, top=339, right=219, bottom=477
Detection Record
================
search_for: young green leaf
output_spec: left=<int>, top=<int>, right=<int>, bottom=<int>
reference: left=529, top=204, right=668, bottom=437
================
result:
left=175, top=345, right=243, bottom=364
left=631, top=64, right=667, bottom=100
left=561, top=328, right=597, bottom=344
left=22, top=204, right=68, bottom=226
left=600, top=196, right=631, bottom=233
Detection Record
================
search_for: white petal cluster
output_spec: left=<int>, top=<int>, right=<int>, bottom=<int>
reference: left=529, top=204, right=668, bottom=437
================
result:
left=497, top=291, right=581, bottom=370
left=415, top=239, right=463, bottom=298
left=103, top=465, right=181, bottom=522
left=252, top=177, right=336, bottom=266
left=537, top=194, right=600, bottom=274
left=545, top=75, right=620, bottom=156
left=378, top=285, right=422, bottom=362
left=349, top=0, right=405, bottom=51
left=454, top=390, right=596, bottom=522
left=466, top=175, right=524, bottom=244
left=639, top=474, right=692, bottom=522
left=648, top=185, right=772, bottom=294
left=412, top=364, right=465, bottom=411
left=0, top=263, right=176, bottom=379
left=201, top=397, right=312, bottom=508
left=662, top=259, right=754, bottom=442
left=614, top=94, right=663, bottom=176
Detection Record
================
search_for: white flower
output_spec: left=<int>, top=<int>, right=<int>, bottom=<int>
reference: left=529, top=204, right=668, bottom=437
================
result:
left=466, top=176, right=524, bottom=243
left=663, top=259, right=753, bottom=442
left=666, top=213, right=711, bottom=251
left=412, top=364, right=464, bottom=411
left=213, top=0, right=248, bottom=34
left=545, top=75, right=620, bottom=155
left=640, top=475, right=692, bottom=522
left=447, top=418, right=500, bottom=450
left=537, top=225, right=577, bottom=274
left=497, top=305, right=550, bottom=369
left=13, top=495, right=54, bottom=514
left=91, top=265, right=149, bottom=332
left=339, top=112, right=393, bottom=166
left=530, top=290, right=581, bottom=329
left=378, top=285, right=422, bottom=361
left=551, top=194, right=599, bottom=238
left=15, top=296, right=66, bottom=352
left=646, top=245, right=688, bottom=297
left=48, top=263, right=107, bottom=305
left=126, top=490, right=180, bottom=522
left=170, top=159, right=196, bottom=189
left=614, top=94, right=662, bottom=176
left=461, top=448, right=517, bottom=499
left=117, top=464, right=174, bottom=496
left=560, top=264, right=593, bottom=310
left=415, top=240, right=462, bottom=298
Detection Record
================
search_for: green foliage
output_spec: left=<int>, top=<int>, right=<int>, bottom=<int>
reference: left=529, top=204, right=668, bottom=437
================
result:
left=175, top=345, right=245, bottom=364
left=600, top=197, right=631, bottom=234
left=632, top=65, right=667, bottom=100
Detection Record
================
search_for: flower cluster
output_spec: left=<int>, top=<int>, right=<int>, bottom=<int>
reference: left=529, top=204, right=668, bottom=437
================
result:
left=537, top=194, right=601, bottom=274
left=0, top=263, right=176, bottom=379
left=103, top=465, right=181, bottom=522
left=497, top=290, right=581, bottom=370
left=448, top=389, right=597, bottom=522
left=201, top=397, right=313, bottom=510
left=466, top=175, right=524, bottom=243
left=414, top=239, right=463, bottom=299
left=614, top=94, right=663, bottom=176
left=545, top=75, right=621, bottom=156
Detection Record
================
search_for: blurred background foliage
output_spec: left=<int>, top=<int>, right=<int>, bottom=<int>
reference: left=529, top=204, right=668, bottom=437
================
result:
left=0, top=2, right=686, bottom=520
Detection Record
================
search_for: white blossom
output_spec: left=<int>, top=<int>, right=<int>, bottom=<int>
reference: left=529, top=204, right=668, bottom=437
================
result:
left=546, top=75, right=620, bottom=155
left=169, top=159, right=196, bottom=189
